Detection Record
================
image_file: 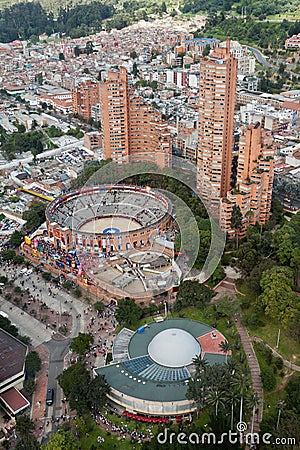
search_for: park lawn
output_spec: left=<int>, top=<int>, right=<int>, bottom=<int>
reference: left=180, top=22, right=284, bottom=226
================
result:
left=263, top=388, right=286, bottom=419
left=241, top=302, right=300, bottom=366
left=176, top=305, right=236, bottom=341
left=236, top=281, right=256, bottom=302
left=267, top=12, right=300, bottom=20
left=249, top=321, right=300, bottom=366
left=79, top=420, right=142, bottom=450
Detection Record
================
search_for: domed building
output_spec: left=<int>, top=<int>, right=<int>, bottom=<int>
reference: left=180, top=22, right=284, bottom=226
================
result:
left=94, top=318, right=230, bottom=416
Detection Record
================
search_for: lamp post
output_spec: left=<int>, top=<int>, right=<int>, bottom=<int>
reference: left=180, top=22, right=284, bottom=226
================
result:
left=276, top=328, right=280, bottom=349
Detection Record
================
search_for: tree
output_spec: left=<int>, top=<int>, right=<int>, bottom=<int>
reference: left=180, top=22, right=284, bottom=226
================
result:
left=85, top=40, right=93, bottom=55
left=285, top=374, right=300, bottom=414
left=70, top=332, right=93, bottom=356
left=203, top=44, right=211, bottom=56
left=57, top=362, right=90, bottom=413
left=57, top=362, right=109, bottom=415
left=273, top=219, right=300, bottom=286
left=87, top=374, right=110, bottom=413
left=219, top=340, right=232, bottom=363
left=1, top=249, right=16, bottom=261
left=193, top=355, right=208, bottom=375
left=261, top=366, right=276, bottom=391
left=73, top=287, right=82, bottom=298
left=43, top=430, right=78, bottom=450
left=174, top=280, right=213, bottom=312
left=215, top=296, right=240, bottom=318
left=15, top=415, right=40, bottom=450
left=25, top=351, right=42, bottom=377
left=16, top=415, right=34, bottom=437
left=42, top=271, right=52, bottom=281
left=230, top=205, right=243, bottom=248
left=132, top=61, right=138, bottom=77
left=130, top=51, right=137, bottom=59
left=94, top=301, right=105, bottom=312
left=260, top=266, right=299, bottom=328
left=115, top=297, right=143, bottom=327
left=36, top=72, right=43, bottom=85
left=22, top=200, right=46, bottom=231
left=24, top=378, right=36, bottom=396
left=74, top=46, right=81, bottom=57
left=246, top=391, right=260, bottom=434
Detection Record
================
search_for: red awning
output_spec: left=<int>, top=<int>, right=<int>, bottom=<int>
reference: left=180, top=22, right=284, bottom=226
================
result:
left=0, top=388, right=30, bottom=415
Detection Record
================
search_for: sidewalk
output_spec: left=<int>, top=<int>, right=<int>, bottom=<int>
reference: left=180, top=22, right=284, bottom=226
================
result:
left=235, top=318, right=264, bottom=434
left=31, top=344, right=50, bottom=437
left=250, top=336, right=300, bottom=372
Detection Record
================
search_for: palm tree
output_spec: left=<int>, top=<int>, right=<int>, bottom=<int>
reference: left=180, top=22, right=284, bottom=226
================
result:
left=219, top=340, right=232, bottom=363
left=226, top=384, right=240, bottom=430
left=232, top=371, right=250, bottom=427
left=192, top=355, right=209, bottom=375
left=207, top=387, right=227, bottom=417
left=246, top=391, right=260, bottom=434
left=276, top=401, right=285, bottom=430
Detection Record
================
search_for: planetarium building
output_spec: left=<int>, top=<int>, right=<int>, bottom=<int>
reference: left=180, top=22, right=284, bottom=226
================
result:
left=94, top=318, right=230, bottom=416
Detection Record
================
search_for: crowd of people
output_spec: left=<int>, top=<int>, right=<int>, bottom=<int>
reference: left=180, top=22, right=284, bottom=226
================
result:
left=96, top=411, right=153, bottom=444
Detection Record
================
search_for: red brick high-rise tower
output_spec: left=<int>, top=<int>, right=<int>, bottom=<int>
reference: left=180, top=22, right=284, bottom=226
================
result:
left=99, top=68, right=171, bottom=168
left=197, top=38, right=237, bottom=209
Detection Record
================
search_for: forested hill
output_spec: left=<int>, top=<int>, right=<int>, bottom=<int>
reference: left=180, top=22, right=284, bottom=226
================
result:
left=182, top=0, right=300, bottom=18
left=0, top=0, right=168, bottom=42
left=0, top=1, right=117, bottom=42
left=0, top=0, right=299, bottom=44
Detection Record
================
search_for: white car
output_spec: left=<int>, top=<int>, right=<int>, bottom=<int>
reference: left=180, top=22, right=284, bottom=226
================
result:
left=26, top=268, right=33, bottom=275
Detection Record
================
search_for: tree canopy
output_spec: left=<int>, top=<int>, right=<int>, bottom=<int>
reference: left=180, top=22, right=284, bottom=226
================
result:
left=42, top=430, right=78, bottom=450
left=57, top=362, right=109, bottom=414
left=70, top=332, right=93, bottom=356
left=115, top=297, right=143, bottom=327
left=25, top=351, right=42, bottom=377
left=22, top=200, right=47, bottom=231
left=174, top=280, right=213, bottom=312
left=259, top=265, right=298, bottom=328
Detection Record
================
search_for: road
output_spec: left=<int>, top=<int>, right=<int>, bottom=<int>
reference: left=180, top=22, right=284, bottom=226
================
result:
left=249, top=47, right=276, bottom=69
left=44, top=339, right=71, bottom=429
left=249, top=46, right=300, bottom=79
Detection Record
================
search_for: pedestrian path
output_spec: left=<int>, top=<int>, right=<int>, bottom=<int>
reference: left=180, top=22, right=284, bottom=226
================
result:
left=250, top=336, right=300, bottom=372
left=235, top=318, right=264, bottom=434
left=213, top=278, right=264, bottom=435
left=31, top=344, right=50, bottom=437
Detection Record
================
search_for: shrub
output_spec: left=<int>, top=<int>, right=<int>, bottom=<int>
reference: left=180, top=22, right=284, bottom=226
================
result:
left=261, top=366, right=276, bottom=391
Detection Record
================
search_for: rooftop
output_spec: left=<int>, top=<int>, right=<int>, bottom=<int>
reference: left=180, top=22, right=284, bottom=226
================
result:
left=0, top=329, right=28, bottom=386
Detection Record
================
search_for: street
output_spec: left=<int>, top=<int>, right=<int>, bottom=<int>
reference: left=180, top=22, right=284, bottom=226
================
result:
left=45, top=340, right=71, bottom=425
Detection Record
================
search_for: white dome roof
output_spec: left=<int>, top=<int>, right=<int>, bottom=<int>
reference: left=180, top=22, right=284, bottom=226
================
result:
left=148, top=328, right=201, bottom=368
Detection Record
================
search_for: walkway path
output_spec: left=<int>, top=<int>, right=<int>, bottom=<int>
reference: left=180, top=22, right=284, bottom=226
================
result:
left=213, top=277, right=264, bottom=435
left=31, top=344, right=50, bottom=438
left=235, top=318, right=264, bottom=435
left=250, top=337, right=300, bottom=372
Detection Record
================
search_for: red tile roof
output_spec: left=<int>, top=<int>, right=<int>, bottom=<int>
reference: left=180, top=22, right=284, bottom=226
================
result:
left=0, top=388, right=30, bottom=414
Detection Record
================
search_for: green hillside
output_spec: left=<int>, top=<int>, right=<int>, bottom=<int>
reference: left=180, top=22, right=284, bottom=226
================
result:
left=0, top=0, right=299, bottom=44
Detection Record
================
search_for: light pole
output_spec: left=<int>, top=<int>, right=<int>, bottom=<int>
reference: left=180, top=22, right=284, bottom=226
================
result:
left=276, top=328, right=280, bottom=349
